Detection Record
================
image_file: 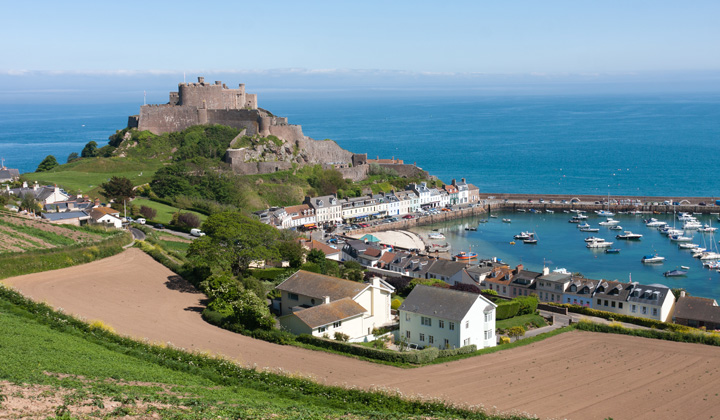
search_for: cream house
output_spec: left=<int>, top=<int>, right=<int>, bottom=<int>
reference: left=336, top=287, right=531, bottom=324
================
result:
left=276, top=270, right=394, bottom=342
left=399, top=285, right=497, bottom=350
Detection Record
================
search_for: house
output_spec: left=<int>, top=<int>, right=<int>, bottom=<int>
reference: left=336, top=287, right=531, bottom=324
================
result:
left=451, top=178, right=469, bottom=204
left=9, top=182, right=70, bottom=205
left=298, top=239, right=341, bottom=261
left=399, top=285, right=497, bottom=350
left=0, top=166, right=20, bottom=183
left=281, top=204, right=316, bottom=229
left=509, top=269, right=541, bottom=297
left=673, top=292, right=720, bottom=330
left=276, top=270, right=394, bottom=341
left=425, top=258, right=472, bottom=285
left=591, top=280, right=633, bottom=316
left=478, top=265, right=517, bottom=298
left=304, top=195, right=342, bottom=225
left=42, top=210, right=92, bottom=226
left=442, top=184, right=459, bottom=205
left=88, top=207, right=123, bottom=229
left=535, top=271, right=573, bottom=304
left=626, top=283, right=674, bottom=322
left=467, top=183, right=480, bottom=203
left=562, top=277, right=598, bottom=307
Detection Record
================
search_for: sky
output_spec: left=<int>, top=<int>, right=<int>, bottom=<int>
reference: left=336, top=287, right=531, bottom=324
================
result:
left=1, top=1, right=719, bottom=102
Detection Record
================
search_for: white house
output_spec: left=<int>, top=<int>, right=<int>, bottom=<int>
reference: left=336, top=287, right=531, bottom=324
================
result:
left=304, top=195, right=342, bottom=225
left=276, top=270, right=394, bottom=342
left=399, top=285, right=497, bottom=350
left=9, top=182, right=70, bottom=205
left=88, top=207, right=123, bottom=228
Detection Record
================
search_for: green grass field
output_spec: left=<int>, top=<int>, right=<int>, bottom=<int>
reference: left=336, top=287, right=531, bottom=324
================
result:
left=496, top=313, right=548, bottom=330
left=0, top=285, right=517, bottom=419
left=132, top=198, right=207, bottom=225
left=22, top=157, right=164, bottom=195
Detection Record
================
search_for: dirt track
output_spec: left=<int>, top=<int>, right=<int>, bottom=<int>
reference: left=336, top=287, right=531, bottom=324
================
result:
left=5, top=248, right=720, bottom=420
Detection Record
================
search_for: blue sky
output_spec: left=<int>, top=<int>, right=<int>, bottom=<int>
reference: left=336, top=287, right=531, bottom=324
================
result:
left=1, top=1, right=719, bottom=101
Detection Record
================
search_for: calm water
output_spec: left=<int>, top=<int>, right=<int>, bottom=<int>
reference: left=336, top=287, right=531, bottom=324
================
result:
left=410, top=211, right=720, bottom=301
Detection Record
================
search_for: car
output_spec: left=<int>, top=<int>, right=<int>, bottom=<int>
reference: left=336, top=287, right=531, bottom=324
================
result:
left=441, top=208, right=451, bottom=212
left=549, top=199, right=555, bottom=204
left=561, top=200, right=567, bottom=204
left=699, top=202, right=707, bottom=206
left=190, top=228, right=205, bottom=237
left=403, top=215, right=414, bottom=219
left=137, top=218, right=146, bottom=225
left=154, top=223, right=165, bottom=229
left=527, top=199, right=533, bottom=203
left=539, top=199, right=545, bottom=203
left=571, top=198, right=580, bottom=203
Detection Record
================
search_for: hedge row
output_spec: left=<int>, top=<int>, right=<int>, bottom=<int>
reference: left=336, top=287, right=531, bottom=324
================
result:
left=0, top=231, right=131, bottom=280
left=201, top=309, right=296, bottom=345
left=297, top=334, right=441, bottom=364
left=575, top=320, right=720, bottom=346
left=549, top=303, right=693, bottom=332
left=496, top=301, right=520, bottom=320
left=438, top=345, right=477, bottom=358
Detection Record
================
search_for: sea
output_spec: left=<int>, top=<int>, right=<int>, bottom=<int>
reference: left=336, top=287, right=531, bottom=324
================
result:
left=2, top=93, right=720, bottom=298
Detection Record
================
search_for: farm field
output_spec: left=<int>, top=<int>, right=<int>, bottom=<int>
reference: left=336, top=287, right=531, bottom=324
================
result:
left=5, top=248, right=720, bottom=420
left=0, top=213, right=102, bottom=254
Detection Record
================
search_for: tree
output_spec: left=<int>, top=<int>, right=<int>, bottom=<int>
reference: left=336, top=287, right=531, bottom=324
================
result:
left=507, top=326, right=526, bottom=341
left=20, top=194, right=40, bottom=213
left=228, top=289, right=275, bottom=331
left=100, top=176, right=135, bottom=204
left=276, top=240, right=305, bottom=268
left=187, top=211, right=280, bottom=275
left=81, top=141, right=98, bottom=158
left=139, top=205, right=157, bottom=219
left=67, top=152, right=79, bottom=163
left=35, top=155, right=59, bottom=172
left=306, top=248, right=326, bottom=265
left=173, top=212, right=201, bottom=228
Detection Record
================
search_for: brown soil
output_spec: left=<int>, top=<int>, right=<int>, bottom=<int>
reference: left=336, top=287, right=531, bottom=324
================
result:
left=0, top=224, right=55, bottom=250
left=0, top=213, right=99, bottom=243
left=5, top=249, right=720, bottom=420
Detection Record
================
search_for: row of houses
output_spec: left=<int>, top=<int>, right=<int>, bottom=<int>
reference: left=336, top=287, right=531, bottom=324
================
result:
left=257, top=178, right=481, bottom=229
left=275, top=270, right=497, bottom=350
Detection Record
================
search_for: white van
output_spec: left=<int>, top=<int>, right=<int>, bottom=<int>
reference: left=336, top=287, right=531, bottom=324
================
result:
left=137, top=218, right=146, bottom=225
left=190, top=228, right=205, bottom=237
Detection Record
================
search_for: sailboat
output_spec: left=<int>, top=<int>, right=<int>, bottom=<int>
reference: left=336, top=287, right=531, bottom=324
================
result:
left=596, top=193, right=615, bottom=217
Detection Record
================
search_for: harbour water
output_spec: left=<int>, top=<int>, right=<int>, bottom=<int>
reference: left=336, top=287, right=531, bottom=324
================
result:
left=410, top=211, right=720, bottom=300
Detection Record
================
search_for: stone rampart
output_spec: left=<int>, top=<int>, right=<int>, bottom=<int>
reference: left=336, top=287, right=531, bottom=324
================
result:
left=377, top=163, right=428, bottom=178
left=138, top=105, right=201, bottom=134
left=338, top=165, right=369, bottom=182
left=269, top=124, right=305, bottom=143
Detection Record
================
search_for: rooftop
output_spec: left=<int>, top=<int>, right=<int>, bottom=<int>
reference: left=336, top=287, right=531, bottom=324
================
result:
left=276, top=270, right=367, bottom=301
left=399, top=285, right=495, bottom=322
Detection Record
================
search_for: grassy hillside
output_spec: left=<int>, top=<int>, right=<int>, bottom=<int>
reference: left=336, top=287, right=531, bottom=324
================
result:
left=0, top=285, right=519, bottom=420
left=132, top=198, right=207, bottom=225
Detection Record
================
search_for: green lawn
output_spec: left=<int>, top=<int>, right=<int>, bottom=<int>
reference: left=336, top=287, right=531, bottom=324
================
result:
left=22, top=157, right=164, bottom=195
left=132, top=198, right=207, bottom=224
left=496, top=313, right=548, bottom=330
left=0, top=285, right=512, bottom=419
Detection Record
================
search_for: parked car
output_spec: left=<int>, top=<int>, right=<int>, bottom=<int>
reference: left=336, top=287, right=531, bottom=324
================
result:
left=403, top=215, right=414, bottom=219
left=190, top=228, right=205, bottom=237
left=527, top=199, right=533, bottom=203
left=137, top=218, right=146, bottom=225
left=154, top=223, right=165, bottom=229
left=441, top=208, right=451, bottom=212
left=699, top=202, right=707, bottom=206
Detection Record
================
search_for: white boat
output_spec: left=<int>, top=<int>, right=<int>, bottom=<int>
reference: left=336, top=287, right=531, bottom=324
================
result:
left=514, top=231, right=533, bottom=240
left=580, top=227, right=600, bottom=232
left=678, top=243, right=700, bottom=249
left=598, top=218, right=620, bottom=226
left=577, top=222, right=591, bottom=229
left=586, top=238, right=614, bottom=248
left=575, top=213, right=588, bottom=219
left=616, top=231, right=643, bottom=240
left=545, top=209, right=555, bottom=214
left=596, top=210, right=615, bottom=217
left=645, top=218, right=667, bottom=227
left=683, top=220, right=703, bottom=230
left=584, top=236, right=604, bottom=242
left=698, top=252, right=720, bottom=260
left=489, top=215, right=498, bottom=218
left=609, top=225, right=623, bottom=231
left=698, top=224, right=718, bottom=233
left=660, top=228, right=684, bottom=236
left=502, top=218, right=511, bottom=223
left=641, top=254, right=665, bottom=263
left=428, top=232, right=445, bottom=240
left=669, top=234, right=693, bottom=242
left=677, top=212, right=694, bottom=221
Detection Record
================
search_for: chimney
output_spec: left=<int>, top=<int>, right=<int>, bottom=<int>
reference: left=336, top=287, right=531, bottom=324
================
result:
left=323, top=296, right=330, bottom=304
left=22, top=181, right=28, bottom=188
left=371, top=277, right=381, bottom=288
left=461, top=178, right=466, bottom=183
left=680, top=290, right=686, bottom=298
left=94, top=198, right=100, bottom=207
left=451, top=179, right=457, bottom=186
left=543, top=267, right=550, bottom=276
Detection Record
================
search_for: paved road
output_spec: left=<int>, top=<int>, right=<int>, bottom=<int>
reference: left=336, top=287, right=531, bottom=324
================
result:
left=129, top=227, right=146, bottom=241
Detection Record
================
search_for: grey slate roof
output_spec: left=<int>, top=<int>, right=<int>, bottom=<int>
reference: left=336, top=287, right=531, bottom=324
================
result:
left=426, top=259, right=467, bottom=278
left=276, top=270, right=367, bottom=301
left=42, top=210, right=90, bottom=221
left=674, top=296, right=720, bottom=323
left=291, top=298, right=367, bottom=328
left=399, top=285, right=495, bottom=322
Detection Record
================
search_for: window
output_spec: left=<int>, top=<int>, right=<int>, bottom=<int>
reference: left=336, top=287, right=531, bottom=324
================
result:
left=597, top=298, right=601, bottom=305
left=318, top=326, right=326, bottom=333
left=405, top=313, right=411, bottom=321
left=444, top=338, right=449, bottom=348
left=652, top=308, right=658, bottom=316
left=421, top=316, right=432, bottom=326
left=419, top=333, right=425, bottom=341
left=463, top=338, right=470, bottom=346
left=429, top=335, right=434, bottom=344
left=406, top=330, right=411, bottom=339
left=439, top=320, right=445, bottom=328
left=642, top=306, right=647, bottom=314
left=567, top=298, right=571, bottom=303
left=289, top=293, right=299, bottom=301
left=484, top=312, right=492, bottom=322
left=611, top=301, right=616, bottom=308
left=484, top=329, right=493, bottom=340
left=604, top=300, right=609, bottom=307
left=503, top=286, right=507, bottom=293
left=631, top=304, right=637, bottom=313
left=449, top=322, right=455, bottom=330
left=618, top=302, right=623, bottom=309
left=333, top=321, right=342, bottom=328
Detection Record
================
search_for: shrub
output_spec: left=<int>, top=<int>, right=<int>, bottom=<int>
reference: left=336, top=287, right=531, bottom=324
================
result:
left=437, top=345, right=476, bottom=358
left=499, top=336, right=511, bottom=345
left=507, top=326, right=526, bottom=340
left=334, top=332, right=350, bottom=342
left=175, top=212, right=201, bottom=228
left=296, top=335, right=440, bottom=364
left=515, top=296, right=538, bottom=315
left=391, top=298, right=402, bottom=310
left=139, top=205, right=157, bottom=219
left=495, top=301, right=520, bottom=320
left=480, top=288, right=498, bottom=296
left=550, top=303, right=693, bottom=331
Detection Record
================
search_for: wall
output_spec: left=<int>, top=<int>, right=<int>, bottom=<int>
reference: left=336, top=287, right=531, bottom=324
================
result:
left=376, top=163, right=428, bottom=179
left=138, top=105, right=200, bottom=134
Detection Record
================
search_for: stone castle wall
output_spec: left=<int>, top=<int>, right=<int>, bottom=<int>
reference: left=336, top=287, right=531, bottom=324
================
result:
left=377, top=163, right=428, bottom=178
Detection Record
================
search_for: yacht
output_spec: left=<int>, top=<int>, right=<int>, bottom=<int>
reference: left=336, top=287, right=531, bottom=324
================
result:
left=678, top=243, right=700, bottom=249
left=577, top=222, right=591, bottom=229
left=641, top=254, right=665, bottom=263
left=683, top=220, right=703, bottom=230
left=677, top=212, right=694, bottom=221
left=575, top=213, right=588, bottom=219
left=596, top=210, right=615, bottom=217
left=586, top=238, right=614, bottom=248
left=609, top=225, right=623, bottom=230
left=584, top=236, right=604, bottom=242
left=580, top=227, right=600, bottom=232
left=514, top=231, right=533, bottom=240
left=697, top=251, right=720, bottom=260
left=598, top=218, right=620, bottom=226
left=545, top=209, right=555, bottom=214
left=669, top=234, right=693, bottom=242
left=645, top=218, right=667, bottom=227
left=660, top=228, right=684, bottom=236
left=502, top=218, right=512, bottom=223
left=616, top=231, right=643, bottom=240
left=428, top=232, right=445, bottom=240
left=698, top=224, right=718, bottom=233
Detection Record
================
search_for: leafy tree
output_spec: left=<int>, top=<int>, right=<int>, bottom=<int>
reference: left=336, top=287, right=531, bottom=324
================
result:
left=81, top=141, right=98, bottom=158
left=0, top=193, right=9, bottom=207
left=35, top=155, right=59, bottom=172
left=307, top=248, right=326, bottom=265
left=100, top=176, right=135, bottom=204
left=187, top=211, right=280, bottom=275
left=200, top=271, right=241, bottom=315
left=228, top=289, right=275, bottom=331
left=67, top=152, right=79, bottom=163
left=507, top=326, right=526, bottom=341
left=173, top=212, right=201, bottom=228
left=20, top=195, right=40, bottom=213
left=481, top=288, right=499, bottom=296
left=451, top=283, right=481, bottom=294
left=239, top=275, right=266, bottom=300
left=671, top=288, right=688, bottom=300
left=139, top=205, right=157, bottom=219
left=276, top=240, right=305, bottom=269
left=299, top=262, right=323, bottom=273
left=97, top=145, right=116, bottom=157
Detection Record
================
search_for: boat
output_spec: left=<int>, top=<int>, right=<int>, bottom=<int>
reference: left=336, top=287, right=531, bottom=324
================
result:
left=696, top=251, right=720, bottom=260
left=596, top=210, right=615, bottom=217
left=579, top=227, right=600, bottom=232
left=598, top=218, right=620, bottom=226
left=502, top=218, right=512, bottom=223
left=529, top=208, right=538, bottom=213
left=454, top=251, right=478, bottom=261
left=523, top=238, right=538, bottom=244
left=514, top=231, right=533, bottom=240
left=609, top=225, right=623, bottom=230
left=616, top=231, right=643, bottom=240
left=641, top=254, right=665, bottom=263
left=681, top=265, right=690, bottom=270
left=478, top=219, right=488, bottom=223
left=669, top=234, right=693, bottom=242
left=465, top=227, right=477, bottom=231
left=663, top=269, right=688, bottom=277
left=584, top=236, right=604, bottom=242
left=545, top=209, right=554, bottom=214
left=516, top=209, right=526, bottom=213
left=586, top=238, right=614, bottom=248
left=577, top=222, right=591, bottom=229
left=568, top=219, right=580, bottom=224
left=678, top=243, right=700, bottom=249
left=683, top=220, right=703, bottom=230
left=428, top=232, right=445, bottom=240
left=698, top=224, right=718, bottom=233
left=645, top=218, right=667, bottom=227
left=605, top=248, right=621, bottom=254
left=489, top=215, right=498, bottom=218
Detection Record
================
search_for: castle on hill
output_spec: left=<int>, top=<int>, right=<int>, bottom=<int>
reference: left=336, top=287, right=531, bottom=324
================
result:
left=127, top=76, right=304, bottom=142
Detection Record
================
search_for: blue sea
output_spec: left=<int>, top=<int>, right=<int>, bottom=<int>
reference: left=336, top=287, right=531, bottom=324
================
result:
left=2, top=93, right=720, bottom=299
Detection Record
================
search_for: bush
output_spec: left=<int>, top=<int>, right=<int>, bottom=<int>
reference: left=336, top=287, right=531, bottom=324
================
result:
left=515, top=296, right=538, bottom=315
left=550, top=303, right=691, bottom=331
left=499, top=336, right=511, bottom=345
left=139, top=205, right=157, bottom=219
left=296, top=335, right=440, bottom=364
left=391, top=298, right=402, bottom=310
left=495, top=301, right=520, bottom=320
left=437, top=345, right=476, bottom=358
left=175, top=212, right=201, bottom=229
left=334, top=332, right=350, bottom=342
left=507, top=326, right=526, bottom=340
left=575, top=320, right=720, bottom=346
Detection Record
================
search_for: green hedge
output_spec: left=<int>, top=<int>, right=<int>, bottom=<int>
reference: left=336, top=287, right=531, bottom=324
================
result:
left=496, top=301, right=520, bottom=320
left=297, top=334, right=440, bottom=364
left=575, top=320, right=720, bottom=346
left=514, top=296, right=538, bottom=315
left=0, top=232, right=131, bottom=280
left=438, top=345, right=477, bottom=358
left=201, top=308, right=296, bottom=346
left=550, top=303, right=693, bottom=332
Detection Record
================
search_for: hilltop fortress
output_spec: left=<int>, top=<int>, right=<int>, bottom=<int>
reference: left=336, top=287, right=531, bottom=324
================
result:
left=128, top=77, right=427, bottom=180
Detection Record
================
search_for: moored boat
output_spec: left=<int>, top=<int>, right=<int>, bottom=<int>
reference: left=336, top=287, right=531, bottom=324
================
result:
left=605, top=248, right=621, bottom=254
left=454, top=251, right=478, bottom=261
left=580, top=227, right=600, bottom=232
left=663, top=269, right=688, bottom=277
left=598, top=218, right=620, bottom=226
left=641, top=254, right=665, bottom=263
left=502, top=218, right=511, bottom=223
left=609, top=225, right=623, bottom=230
left=428, top=232, right=445, bottom=240
left=616, top=231, right=643, bottom=240
left=587, top=238, right=614, bottom=248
